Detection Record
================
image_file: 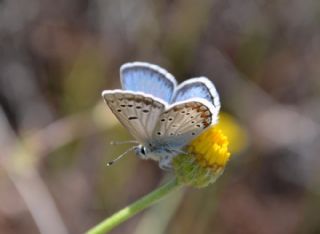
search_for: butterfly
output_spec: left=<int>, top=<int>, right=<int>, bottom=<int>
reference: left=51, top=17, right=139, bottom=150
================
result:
left=102, top=62, right=220, bottom=170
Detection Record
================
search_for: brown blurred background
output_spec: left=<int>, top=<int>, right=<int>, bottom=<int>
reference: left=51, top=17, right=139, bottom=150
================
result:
left=0, top=0, right=320, bottom=233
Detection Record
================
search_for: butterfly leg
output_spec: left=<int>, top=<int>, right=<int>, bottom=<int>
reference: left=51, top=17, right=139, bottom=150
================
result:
left=159, top=155, right=173, bottom=170
left=137, top=154, right=148, bottom=160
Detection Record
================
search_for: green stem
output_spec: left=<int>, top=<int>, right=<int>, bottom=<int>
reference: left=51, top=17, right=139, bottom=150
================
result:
left=86, top=178, right=181, bottom=234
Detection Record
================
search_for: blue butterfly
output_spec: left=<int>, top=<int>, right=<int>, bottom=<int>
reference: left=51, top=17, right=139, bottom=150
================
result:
left=102, top=62, right=220, bottom=169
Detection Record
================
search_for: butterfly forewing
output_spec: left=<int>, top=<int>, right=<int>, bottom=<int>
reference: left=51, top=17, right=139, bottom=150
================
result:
left=152, top=99, right=215, bottom=148
left=120, top=62, right=177, bottom=103
left=102, top=90, right=166, bottom=142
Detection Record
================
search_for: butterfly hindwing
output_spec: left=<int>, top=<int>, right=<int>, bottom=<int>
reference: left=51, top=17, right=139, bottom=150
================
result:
left=173, top=77, right=220, bottom=110
left=102, top=90, right=166, bottom=142
left=152, top=99, right=215, bottom=148
left=120, top=62, right=177, bottom=103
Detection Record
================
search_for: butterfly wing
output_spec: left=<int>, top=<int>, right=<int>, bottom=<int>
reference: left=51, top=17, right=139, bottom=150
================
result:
left=173, top=77, right=220, bottom=110
left=102, top=90, right=167, bottom=143
left=151, top=98, right=218, bottom=149
left=120, top=62, right=177, bottom=103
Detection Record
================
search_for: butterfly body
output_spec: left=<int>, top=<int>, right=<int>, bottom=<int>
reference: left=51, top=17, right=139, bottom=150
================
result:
left=134, top=143, right=179, bottom=163
left=102, top=62, right=220, bottom=169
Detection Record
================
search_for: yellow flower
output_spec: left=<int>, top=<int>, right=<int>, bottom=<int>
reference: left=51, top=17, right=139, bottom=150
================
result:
left=189, top=127, right=231, bottom=169
left=173, top=126, right=231, bottom=188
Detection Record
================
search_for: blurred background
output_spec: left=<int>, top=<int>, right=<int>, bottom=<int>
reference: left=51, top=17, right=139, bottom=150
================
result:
left=0, top=0, right=320, bottom=233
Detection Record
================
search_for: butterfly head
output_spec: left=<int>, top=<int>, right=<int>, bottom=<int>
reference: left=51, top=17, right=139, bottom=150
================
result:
left=134, top=145, right=150, bottom=159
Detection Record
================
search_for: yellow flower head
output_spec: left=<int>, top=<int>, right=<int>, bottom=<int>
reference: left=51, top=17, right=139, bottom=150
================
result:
left=173, top=126, right=231, bottom=188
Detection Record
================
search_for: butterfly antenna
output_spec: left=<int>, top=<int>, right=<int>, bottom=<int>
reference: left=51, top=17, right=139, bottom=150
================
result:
left=107, top=146, right=136, bottom=166
left=110, top=140, right=139, bottom=145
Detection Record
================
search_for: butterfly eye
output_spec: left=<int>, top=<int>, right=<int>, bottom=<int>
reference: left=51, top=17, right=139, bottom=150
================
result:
left=140, top=146, right=146, bottom=155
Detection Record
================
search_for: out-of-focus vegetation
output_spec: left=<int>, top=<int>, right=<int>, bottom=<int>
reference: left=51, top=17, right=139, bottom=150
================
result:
left=0, top=0, right=320, bottom=233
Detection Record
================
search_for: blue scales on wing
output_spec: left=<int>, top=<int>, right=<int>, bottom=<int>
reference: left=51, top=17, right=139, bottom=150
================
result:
left=120, top=62, right=177, bottom=103
left=173, top=77, right=221, bottom=110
